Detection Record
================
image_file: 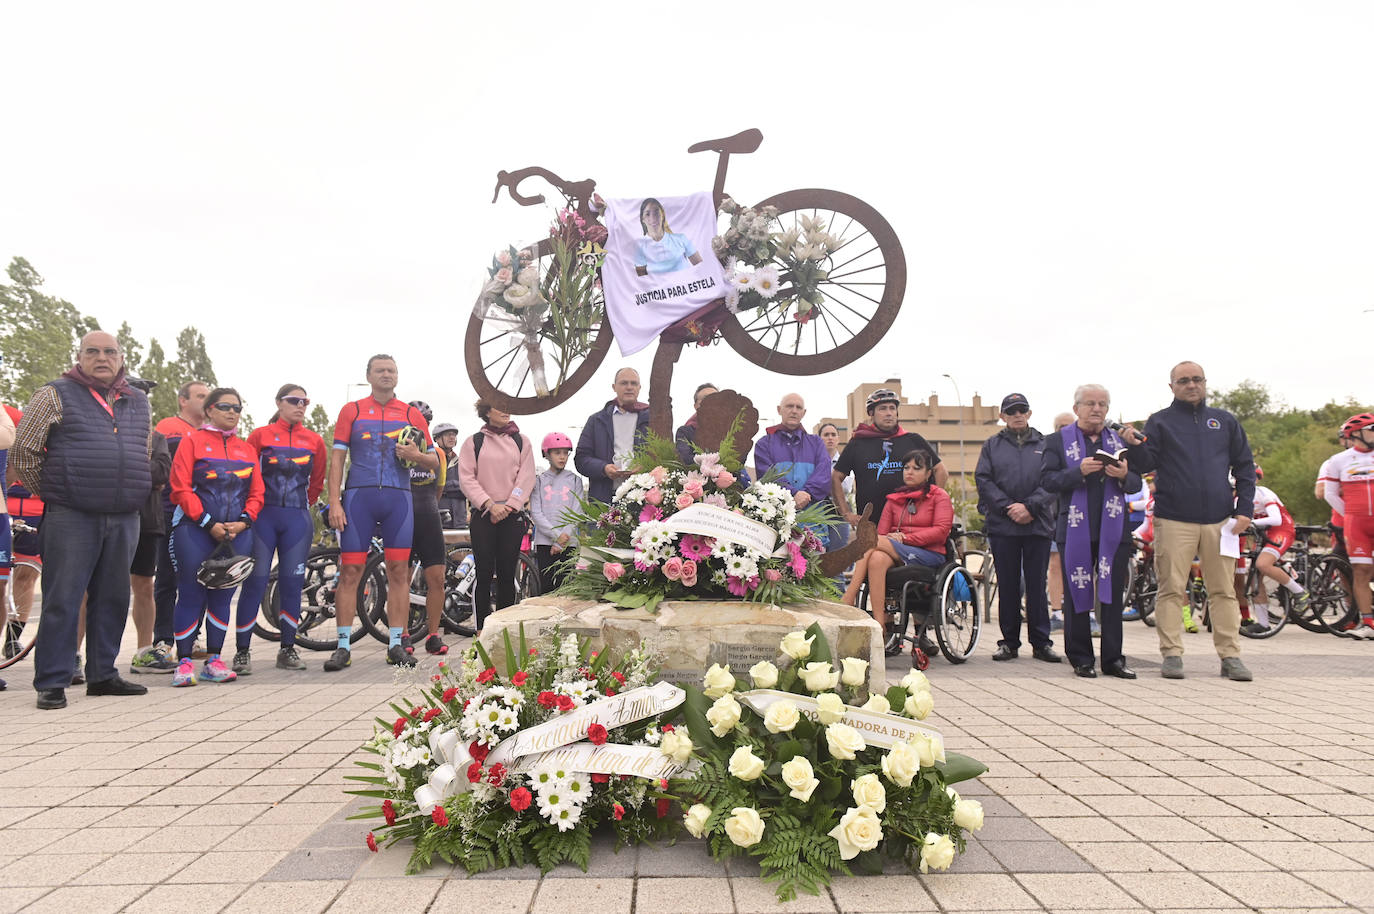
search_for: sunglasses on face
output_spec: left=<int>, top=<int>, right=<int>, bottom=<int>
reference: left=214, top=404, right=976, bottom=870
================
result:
left=1004, top=406, right=1029, bottom=415
left=281, top=396, right=310, bottom=407
left=212, top=403, right=243, bottom=413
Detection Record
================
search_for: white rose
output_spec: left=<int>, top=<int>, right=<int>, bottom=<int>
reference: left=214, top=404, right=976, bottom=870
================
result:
left=749, top=660, right=779, bottom=689
left=660, top=730, right=694, bottom=765
left=515, top=265, right=539, bottom=287
left=909, top=731, right=944, bottom=765
left=919, top=833, right=956, bottom=873
left=839, top=656, right=869, bottom=687
left=904, top=690, right=934, bottom=720
left=728, top=746, right=765, bottom=781
left=683, top=803, right=712, bottom=838
left=705, top=694, right=742, bottom=738
left=724, top=807, right=765, bottom=847
left=779, top=631, right=815, bottom=660
left=815, top=692, right=846, bottom=725
left=863, top=693, right=891, bottom=713
left=900, top=669, right=930, bottom=693
left=702, top=663, right=736, bottom=699
left=780, top=756, right=819, bottom=802
left=881, top=740, right=921, bottom=787
left=825, top=723, right=866, bottom=760
left=828, top=804, right=883, bottom=860
left=763, top=699, right=800, bottom=734
left=800, top=661, right=840, bottom=692
left=954, top=799, right=985, bottom=832
left=851, top=773, right=887, bottom=814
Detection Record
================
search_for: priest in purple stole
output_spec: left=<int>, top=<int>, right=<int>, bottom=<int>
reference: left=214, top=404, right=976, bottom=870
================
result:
left=1040, top=384, right=1140, bottom=679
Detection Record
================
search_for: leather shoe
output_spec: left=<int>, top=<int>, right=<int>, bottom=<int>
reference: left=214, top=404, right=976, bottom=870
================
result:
left=1032, top=646, right=1063, bottom=664
left=37, top=688, right=67, bottom=710
left=1103, top=660, right=1137, bottom=679
left=86, top=674, right=149, bottom=697
left=1073, top=665, right=1097, bottom=678
left=992, top=644, right=1018, bottom=661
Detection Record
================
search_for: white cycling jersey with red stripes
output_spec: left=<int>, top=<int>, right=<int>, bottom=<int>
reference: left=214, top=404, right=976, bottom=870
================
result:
left=1324, top=447, right=1374, bottom=517
left=1251, top=485, right=1293, bottom=529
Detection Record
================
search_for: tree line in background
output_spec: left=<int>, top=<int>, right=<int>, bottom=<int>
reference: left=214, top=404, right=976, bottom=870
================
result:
left=0, top=256, right=333, bottom=436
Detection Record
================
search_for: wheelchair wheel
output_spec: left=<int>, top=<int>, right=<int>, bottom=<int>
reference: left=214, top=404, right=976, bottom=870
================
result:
left=1240, top=564, right=1289, bottom=639
left=933, top=565, right=980, bottom=663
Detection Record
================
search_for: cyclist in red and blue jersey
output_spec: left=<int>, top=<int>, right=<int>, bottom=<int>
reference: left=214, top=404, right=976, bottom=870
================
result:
left=237, top=384, right=327, bottom=673
left=168, top=387, right=264, bottom=686
left=325, top=354, right=433, bottom=670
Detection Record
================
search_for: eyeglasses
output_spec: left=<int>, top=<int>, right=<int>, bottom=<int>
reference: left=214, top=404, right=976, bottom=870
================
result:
left=82, top=347, right=120, bottom=358
left=1172, top=376, right=1206, bottom=386
left=211, top=403, right=243, bottom=413
left=1004, top=406, right=1029, bottom=415
left=281, top=396, right=310, bottom=407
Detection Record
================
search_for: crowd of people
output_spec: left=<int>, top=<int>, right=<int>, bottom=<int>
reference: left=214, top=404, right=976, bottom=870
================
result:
left=0, top=338, right=1366, bottom=709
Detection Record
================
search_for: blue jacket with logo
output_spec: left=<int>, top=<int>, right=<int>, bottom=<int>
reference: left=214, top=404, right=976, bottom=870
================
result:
left=1127, top=398, right=1254, bottom=525
left=752, top=426, right=832, bottom=502
left=975, top=427, right=1055, bottom=538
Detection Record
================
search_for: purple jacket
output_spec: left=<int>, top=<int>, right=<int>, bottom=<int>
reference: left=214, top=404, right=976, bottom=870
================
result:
left=752, top=426, right=832, bottom=502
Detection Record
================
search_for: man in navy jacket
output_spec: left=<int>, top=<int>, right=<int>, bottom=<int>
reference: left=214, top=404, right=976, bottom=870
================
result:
left=752, top=393, right=832, bottom=511
left=575, top=368, right=651, bottom=504
left=1122, top=361, right=1255, bottom=682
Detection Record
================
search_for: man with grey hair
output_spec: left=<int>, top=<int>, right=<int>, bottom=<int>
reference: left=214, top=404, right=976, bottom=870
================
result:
left=1120, top=361, right=1255, bottom=681
left=576, top=367, right=650, bottom=503
left=1040, top=384, right=1140, bottom=679
left=12, top=331, right=153, bottom=709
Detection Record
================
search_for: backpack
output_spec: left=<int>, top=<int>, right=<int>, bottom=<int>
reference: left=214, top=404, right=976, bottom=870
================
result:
left=472, top=429, right=524, bottom=467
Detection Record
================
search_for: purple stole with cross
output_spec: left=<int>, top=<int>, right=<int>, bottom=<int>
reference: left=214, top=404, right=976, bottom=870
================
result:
left=1061, top=423, right=1126, bottom=614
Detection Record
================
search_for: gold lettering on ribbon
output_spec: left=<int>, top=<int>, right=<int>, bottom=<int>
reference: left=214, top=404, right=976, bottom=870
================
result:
left=487, top=682, right=686, bottom=767
left=738, top=689, right=945, bottom=758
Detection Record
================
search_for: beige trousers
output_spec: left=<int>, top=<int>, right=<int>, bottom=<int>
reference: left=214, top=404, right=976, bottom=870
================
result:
left=1153, top=517, right=1242, bottom=659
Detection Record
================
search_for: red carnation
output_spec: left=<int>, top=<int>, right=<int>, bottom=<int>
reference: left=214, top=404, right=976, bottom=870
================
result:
left=469, top=741, right=490, bottom=763
left=366, top=831, right=378, bottom=852
left=613, top=803, right=625, bottom=821
left=606, top=689, right=616, bottom=696
left=656, top=798, right=670, bottom=818
left=528, top=647, right=539, bottom=656
left=556, top=694, right=575, bottom=711
left=431, top=674, right=441, bottom=682
left=537, top=691, right=557, bottom=709
left=392, top=717, right=406, bottom=737
left=612, top=671, right=626, bottom=685
left=510, top=787, right=532, bottom=811
left=590, top=651, right=599, bottom=659
left=409, top=706, right=423, bottom=718
left=423, top=708, right=442, bottom=722
left=511, top=671, right=528, bottom=686
left=467, top=762, right=484, bottom=783
left=462, top=698, right=471, bottom=711
left=382, top=799, right=396, bottom=826
left=487, top=763, right=507, bottom=786
left=660, top=723, right=675, bottom=733
left=584, top=668, right=597, bottom=681
left=442, top=687, right=459, bottom=703
left=660, top=779, right=669, bottom=790
left=476, top=667, right=496, bottom=684
left=432, top=806, right=449, bottom=827
left=587, top=724, right=609, bottom=746
left=591, top=773, right=610, bottom=784
left=438, top=661, right=448, bottom=670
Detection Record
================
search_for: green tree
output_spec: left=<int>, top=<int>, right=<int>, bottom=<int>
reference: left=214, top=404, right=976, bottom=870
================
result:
left=307, top=403, right=332, bottom=436
left=173, top=326, right=217, bottom=387
left=116, top=321, right=144, bottom=375
left=1212, top=379, right=1272, bottom=423
left=140, top=339, right=178, bottom=419
left=0, top=257, right=98, bottom=403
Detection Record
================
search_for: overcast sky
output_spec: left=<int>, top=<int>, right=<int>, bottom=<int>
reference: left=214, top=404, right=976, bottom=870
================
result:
left=3, top=1, right=1369, bottom=442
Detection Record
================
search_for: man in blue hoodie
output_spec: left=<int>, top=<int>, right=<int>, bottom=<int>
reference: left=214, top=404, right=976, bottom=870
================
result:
left=752, top=393, right=832, bottom=512
left=575, top=367, right=651, bottom=504
left=1122, top=361, right=1255, bottom=682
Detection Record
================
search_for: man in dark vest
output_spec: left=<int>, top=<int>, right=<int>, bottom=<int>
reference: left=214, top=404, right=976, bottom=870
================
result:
left=11, top=331, right=154, bottom=709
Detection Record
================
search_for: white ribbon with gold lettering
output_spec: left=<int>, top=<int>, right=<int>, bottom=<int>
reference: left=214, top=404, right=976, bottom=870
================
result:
left=487, top=681, right=686, bottom=767
left=735, top=689, right=946, bottom=761
left=505, top=741, right=685, bottom=780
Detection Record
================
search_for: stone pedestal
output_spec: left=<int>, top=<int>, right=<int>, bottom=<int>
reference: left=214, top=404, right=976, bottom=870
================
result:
left=479, top=596, right=886, bottom=693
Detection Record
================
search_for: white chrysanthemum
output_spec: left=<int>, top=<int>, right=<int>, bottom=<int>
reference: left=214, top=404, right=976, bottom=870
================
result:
left=711, top=569, right=728, bottom=585
left=732, top=269, right=756, bottom=291
left=711, top=540, right=733, bottom=559
left=753, top=265, right=780, bottom=298
left=529, top=768, right=560, bottom=792
left=724, top=284, right=741, bottom=313
left=552, top=803, right=583, bottom=832
left=564, top=774, right=591, bottom=803
left=470, top=782, right=499, bottom=803
left=536, top=787, right=571, bottom=818
left=495, top=708, right=518, bottom=731
left=643, top=725, right=661, bottom=746
left=726, top=553, right=758, bottom=580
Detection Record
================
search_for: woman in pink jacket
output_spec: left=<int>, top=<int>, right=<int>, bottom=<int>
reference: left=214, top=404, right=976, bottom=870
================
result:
left=457, top=400, right=536, bottom=633
left=841, top=450, right=953, bottom=634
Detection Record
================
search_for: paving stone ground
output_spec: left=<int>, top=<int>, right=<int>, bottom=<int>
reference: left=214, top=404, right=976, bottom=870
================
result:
left=0, top=618, right=1371, bottom=913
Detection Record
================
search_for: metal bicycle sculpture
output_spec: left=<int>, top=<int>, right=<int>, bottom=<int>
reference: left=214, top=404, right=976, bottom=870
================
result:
left=464, top=128, right=907, bottom=440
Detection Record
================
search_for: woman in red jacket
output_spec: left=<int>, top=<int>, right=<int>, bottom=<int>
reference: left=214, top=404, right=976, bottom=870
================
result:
left=841, top=450, right=954, bottom=634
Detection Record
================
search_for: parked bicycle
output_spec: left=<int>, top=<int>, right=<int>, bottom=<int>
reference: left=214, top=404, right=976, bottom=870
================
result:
left=0, top=518, right=39, bottom=670
left=252, top=522, right=383, bottom=652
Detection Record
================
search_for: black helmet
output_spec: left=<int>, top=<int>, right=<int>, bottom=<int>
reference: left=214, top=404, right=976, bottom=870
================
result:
left=409, top=400, right=433, bottom=423
left=865, top=388, right=900, bottom=414
left=197, top=543, right=254, bottom=590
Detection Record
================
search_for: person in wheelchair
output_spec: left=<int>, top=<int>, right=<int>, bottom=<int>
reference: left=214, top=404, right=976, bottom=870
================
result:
left=841, top=451, right=953, bottom=638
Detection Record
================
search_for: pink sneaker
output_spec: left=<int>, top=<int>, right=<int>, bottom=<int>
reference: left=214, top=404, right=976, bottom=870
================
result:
left=201, top=657, right=237, bottom=683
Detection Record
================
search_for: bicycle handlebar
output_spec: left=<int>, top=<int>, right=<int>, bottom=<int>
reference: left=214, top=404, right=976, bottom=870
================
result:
left=493, top=167, right=598, bottom=212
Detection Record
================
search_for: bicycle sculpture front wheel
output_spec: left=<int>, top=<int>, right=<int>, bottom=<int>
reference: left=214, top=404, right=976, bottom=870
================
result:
left=465, top=236, right=614, bottom=415
left=717, top=189, right=905, bottom=374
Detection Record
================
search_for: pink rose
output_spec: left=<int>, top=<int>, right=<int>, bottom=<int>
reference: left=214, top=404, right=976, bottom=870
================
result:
left=495, top=267, right=513, bottom=284
left=674, top=493, right=695, bottom=510
left=681, top=560, right=698, bottom=587
left=645, top=488, right=663, bottom=506
left=496, top=251, right=513, bottom=267
left=603, top=562, right=625, bottom=582
left=663, top=557, right=684, bottom=581
left=765, top=568, right=782, bottom=582
left=683, top=480, right=704, bottom=499
left=650, top=466, right=667, bottom=484
left=715, top=471, right=736, bottom=488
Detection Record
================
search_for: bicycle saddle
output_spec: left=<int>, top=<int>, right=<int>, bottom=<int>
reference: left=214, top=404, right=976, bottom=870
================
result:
left=688, top=128, right=763, bottom=155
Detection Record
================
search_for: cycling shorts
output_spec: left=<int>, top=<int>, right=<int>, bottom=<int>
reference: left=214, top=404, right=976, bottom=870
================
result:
left=1332, top=526, right=1347, bottom=559
left=1344, top=514, right=1374, bottom=565
left=411, top=495, right=446, bottom=569
left=1259, top=524, right=1295, bottom=560
left=340, top=488, right=414, bottom=564
left=0, top=519, right=9, bottom=576
left=131, top=531, right=164, bottom=577
left=5, top=514, right=40, bottom=564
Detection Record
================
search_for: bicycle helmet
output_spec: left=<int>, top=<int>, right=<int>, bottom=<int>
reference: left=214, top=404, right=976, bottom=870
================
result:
left=1253, top=464, right=1264, bottom=480
left=1343, top=413, right=1374, bottom=434
left=409, top=400, right=433, bottom=423
left=865, top=388, right=900, bottom=414
left=396, top=425, right=427, bottom=467
left=541, top=432, right=573, bottom=455
left=431, top=422, right=458, bottom=439
left=197, top=543, right=255, bottom=590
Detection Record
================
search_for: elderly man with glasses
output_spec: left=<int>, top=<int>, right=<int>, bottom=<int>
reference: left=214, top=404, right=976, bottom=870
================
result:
left=1118, top=362, right=1256, bottom=681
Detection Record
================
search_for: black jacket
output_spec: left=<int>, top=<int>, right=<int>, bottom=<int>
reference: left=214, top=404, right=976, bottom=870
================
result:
left=139, top=431, right=171, bottom=534
left=575, top=401, right=651, bottom=503
left=1126, top=398, right=1254, bottom=525
left=975, top=427, right=1054, bottom=538
left=1042, top=426, right=1141, bottom=544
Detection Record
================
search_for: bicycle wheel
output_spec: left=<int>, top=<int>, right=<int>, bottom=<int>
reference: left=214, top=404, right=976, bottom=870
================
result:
left=934, top=565, right=980, bottom=663
left=465, top=236, right=614, bottom=415
left=441, top=548, right=477, bottom=637
left=273, top=545, right=373, bottom=651
left=516, top=551, right=543, bottom=600
left=360, top=553, right=427, bottom=644
left=1135, top=561, right=1159, bottom=625
left=966, top=550, right=998, bottom=618
left=1309, top=555, right=1357, bottom=634
left=1240, top=565, right=1289, bottom=639
left=0, top=559, right=40, bottom=670
left=717, top=189, right=905, bottom=374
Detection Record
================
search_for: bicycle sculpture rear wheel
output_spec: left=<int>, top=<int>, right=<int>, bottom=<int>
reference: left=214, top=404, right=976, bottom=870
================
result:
left=718, top=189, right=905, bottom=374
left=465, top=236, right=614, bottom=415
